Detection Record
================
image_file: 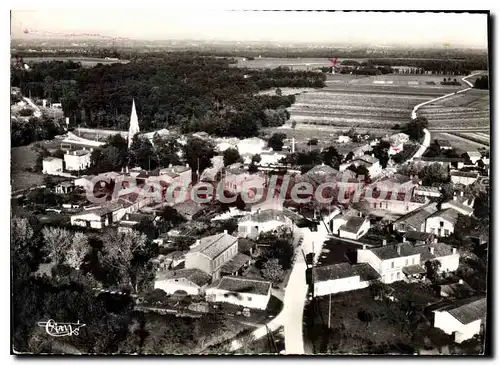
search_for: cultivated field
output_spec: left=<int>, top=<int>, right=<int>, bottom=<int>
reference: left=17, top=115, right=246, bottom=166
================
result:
left=419, top=89, right=490, bottom=131
left=432, top=132, right=490, bottom=151
left=285, top=74, right=463, bottom=132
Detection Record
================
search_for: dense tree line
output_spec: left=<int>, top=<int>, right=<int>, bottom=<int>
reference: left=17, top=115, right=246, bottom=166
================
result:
left=474, top=76, right=489, bottom=89
left=11, top=116, right=66, bottom=147
left=11, top=55, right=325, bottom=138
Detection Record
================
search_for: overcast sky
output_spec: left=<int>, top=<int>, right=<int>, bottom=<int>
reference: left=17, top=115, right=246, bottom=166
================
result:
left=11, top=10, right=488, bottom=48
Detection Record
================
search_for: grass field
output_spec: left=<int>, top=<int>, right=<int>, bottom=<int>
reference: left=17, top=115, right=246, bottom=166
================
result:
left=432, top=132, right=490, bottom=151
left=11, top=144, right=44, bottom=192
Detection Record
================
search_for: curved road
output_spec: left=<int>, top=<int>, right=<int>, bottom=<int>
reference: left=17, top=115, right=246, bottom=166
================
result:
left=231, top=72, right=488, bottom=354
left=409, top=72, right=485, bottom=160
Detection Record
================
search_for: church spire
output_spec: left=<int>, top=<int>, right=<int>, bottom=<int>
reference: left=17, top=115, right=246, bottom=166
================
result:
left=128, top=99, right=140, bottom=148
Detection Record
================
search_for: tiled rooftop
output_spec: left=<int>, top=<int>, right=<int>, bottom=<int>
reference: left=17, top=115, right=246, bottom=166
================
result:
left=213, top=276, right=271, bottom=296
left=190, top=232, right=237, bottom=259
left=156, top=268, right=211, bottom=287
left=313, top=262, right=380, bottom=282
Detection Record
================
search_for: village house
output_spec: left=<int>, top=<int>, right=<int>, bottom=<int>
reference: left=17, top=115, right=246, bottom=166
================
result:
left=403, top=231, right=436, bottom=246
left=450, top=170, right=479, bottom=186
left=437, top=279, right=475, bottom=299
left=466, top=151, right=483, bottom=165
left=436, top=139, right=453, bottom=150
left=357, top=240, right=459, bottom=284
left=340, top=154, right=382, bottom=179
left=441, top=193, right=475, bottom=216
left=338, top=135, right=351, bottom=143
left=418, top=156, right=465, bottom=169
left=55, top=181, right=76, bottom=194
left=336, top=216, right=371, bottom=240
left=172, top=200, right=204, bottom=221
left=154, top=268, right=212, bottom=296
left=432, top=296, right=487, bottom=343
left=352, top=144, right=373, bottom=158
left=184, top=231, right=238, bottom=280
left=237, top=208, right=297, bottom=239
left=70, top=199, right=135, bottom=229
left=312, top=262, right=380, bottom=297
left=392, top=202, right=439, bottom=232
left=74, top=175, right=96, bottom=191
left=205, top=276, right=272, bottom=310
left=414, top=186, right=442, bottom=199
left=117, top=213, right=154, bottom=233
left=301, top=164, right=339, bottom=186
left=158, top=164, right=192, bottom=187
left=64, top=149, right=92, bottom=171
left=425, top=209, right=459, bottom=237
left=223, top=163, right=267, bottom=195
left=42, top=157, right=64, bottom=175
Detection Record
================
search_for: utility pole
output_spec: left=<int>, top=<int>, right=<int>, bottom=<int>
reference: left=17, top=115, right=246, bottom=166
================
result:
left=328, top=293, right=332, bottom=329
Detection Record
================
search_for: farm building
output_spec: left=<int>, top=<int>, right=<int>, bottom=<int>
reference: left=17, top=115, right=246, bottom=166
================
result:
left=154, top=268, right=212, bottom=296
left=223, top=163, right=267, bottom=195
left=54, top=181, right=75, bottom=194
left=42, top=157, right=64, bottom=175
left=205, top=276, right=272, bottom=310
left=312, top=262, right=380, bottom=297
left=432, top=296, right=486, bottom=343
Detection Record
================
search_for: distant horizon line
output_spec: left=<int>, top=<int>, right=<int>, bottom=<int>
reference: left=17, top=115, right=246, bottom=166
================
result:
left=9, top=36, right=488, bottom=50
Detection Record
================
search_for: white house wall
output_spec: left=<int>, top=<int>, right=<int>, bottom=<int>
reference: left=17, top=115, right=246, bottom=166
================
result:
left=314, top=275, right=369, bottom=297
left=154, top=278, right=203, bottom=296
left=434, top=311, right=481, bottom=343
left=205, top=288, right=270, bottom=310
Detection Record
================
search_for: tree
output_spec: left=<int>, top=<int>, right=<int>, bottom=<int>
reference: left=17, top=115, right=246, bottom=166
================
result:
left=261, top=258, right=285, bottom=284
left=321, top=146, right=342, bottom=169
left=223, top=148, right=242, bottom=166
left=183, top=137, right=216, bottom=174
left=369, top=281, right=392, bottom=300
left=291, top=120, right=297, bottom=129
left=42, top=227, right=73, bottom=264
left=307, top=138, right=319, bottom=146
left=100, top=230, right=148, bottom=289
left=275, top=87, right=282, bottom=96
left=66, top=232, right=90, bottom=270
left=129, top=135, right=156, bottom=170
left=251, top=154, right=262, bottom=164
left=425, top=260, right=442, bottom=283
left=268, top=133, right=287, bottom=151
left=474, top=76, right=488, bottom=90
left=405, top=117, right=429, bottom=141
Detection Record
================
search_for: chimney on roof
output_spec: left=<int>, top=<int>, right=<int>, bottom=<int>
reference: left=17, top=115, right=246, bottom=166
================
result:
left=223, top=229, right=228, bottom=235
left=460, top=191, right=464, bottom=197
left=186, top=163, right=189, bottom=168
left=169, top=163, right=173, bottom=168
left=402, top=236, right=407, bottom=243
left=382, top=239, right=387, bottom=246
left=429, top=247, right=435, bottom=255
left=73, top=151, right=77, bottom=155
left=433, top=238, right=438, bottom=244
left=452, top=247, right=457, bottom=255
left=397, top=244, right=401, bottom=255
left=362, top=244, right=367, bottom=250
left=458, top=279, right=464, bottom=284
left=371, top=153, right=375, bottom=157
left=453, top=195, right=457, bottom=201
left=359, top=211, right=363, bottom=218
